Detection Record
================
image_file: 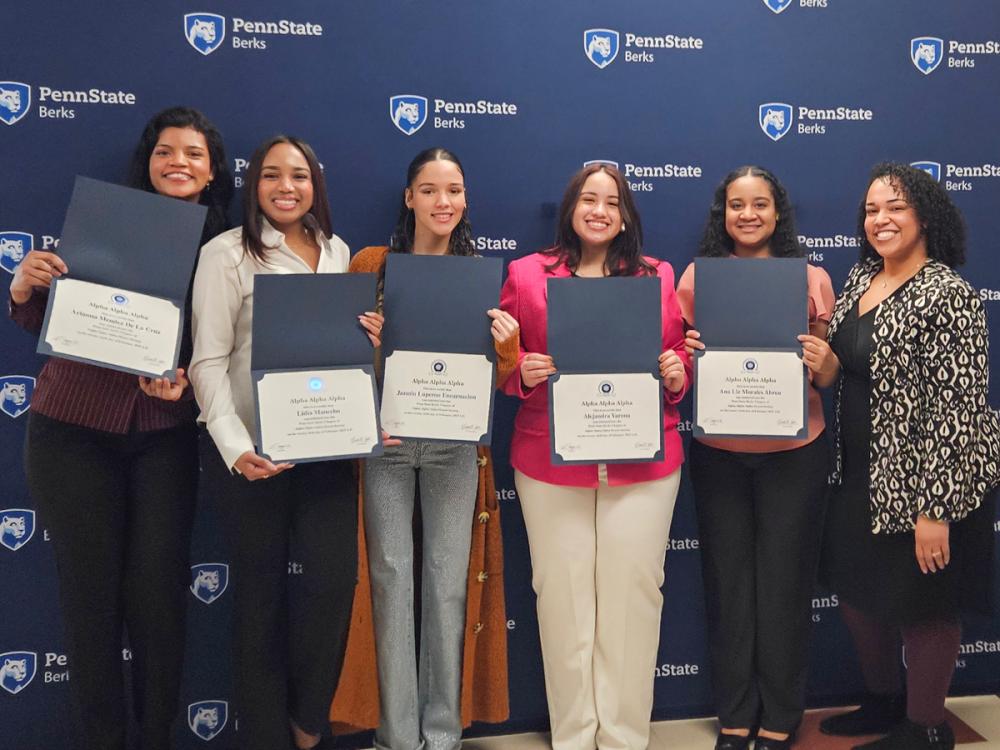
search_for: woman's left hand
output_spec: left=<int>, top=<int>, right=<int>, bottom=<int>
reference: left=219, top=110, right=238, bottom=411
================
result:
left=487, top=308, right=519, bottom=344
left=914, top=514, right=950, bottom=574
left=659, top=349, right=685, bottom=394
left=359, top=311, right=384, bottom=347
left=138, top=368, right=189, bottom=402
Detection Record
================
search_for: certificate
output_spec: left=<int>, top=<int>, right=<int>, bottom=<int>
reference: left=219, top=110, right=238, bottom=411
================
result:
left=36, top=176, right=207, bottom=379
left=380, top=254, right=503, bottom=443
left=253, top=367, right=381, bottom=463
left=550, top=372, right=664, bottom=462
left=694, top=349, right=807, bottom=438
left=40, top=278, right=182, bottom=377
left=691, top=257, right=808, bottom=439
left=381, top=351, right=495, bottom=442
left=547, top=277, right=665, bottom=464
left=251, top=273, right=383, bottom=462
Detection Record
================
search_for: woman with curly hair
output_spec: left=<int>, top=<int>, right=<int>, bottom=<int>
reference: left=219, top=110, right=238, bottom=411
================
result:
left=803, top=163, right=999, bottom=750
left=676, top=166, right=835, bottom=750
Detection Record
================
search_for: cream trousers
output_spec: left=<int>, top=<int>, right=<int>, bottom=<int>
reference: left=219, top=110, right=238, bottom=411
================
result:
left=515, top=467, right=681, bottom=750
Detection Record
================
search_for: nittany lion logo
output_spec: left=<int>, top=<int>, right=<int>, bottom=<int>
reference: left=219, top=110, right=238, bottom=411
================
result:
left=190, top=563, right=229, bottom=605
left=189, top=700, right=228, bottom=741
left=0, top=376, right=35, bottom=419
left=583, top=29, right=620, bottom=69
left=389, top=95, right=428, bottom=135
left=911, top=37, right=943, bottom=75
left=583, top=160, right=620, bottom=170
left=911, top=161, right=942, bottom=182
left=0, top=232, right=33, bottom=275
left=185, top=13, right=226, bottom=56
left=0, top=652, right=37, bottom=695
left=1, top=509, right=35, bottom=552
left=759, top=103, right=793, bottom=141
left=0, top=82, right=31, bottom=126
left=763, top=0, right=794, bottom=14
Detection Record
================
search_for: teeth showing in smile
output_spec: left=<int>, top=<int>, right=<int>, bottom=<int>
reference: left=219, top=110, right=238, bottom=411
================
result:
left=875, top=230, right=896, bottom=240
left=273, top=198, right=297, bottom=209
left=163, top=173, right=193, bottom=181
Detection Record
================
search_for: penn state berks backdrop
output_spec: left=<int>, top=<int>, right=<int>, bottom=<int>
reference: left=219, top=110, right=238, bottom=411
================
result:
left=2, top=2, right=999, bottom=748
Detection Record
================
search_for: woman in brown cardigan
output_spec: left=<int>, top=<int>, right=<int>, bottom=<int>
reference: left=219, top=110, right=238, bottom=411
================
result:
left=330, top=147, right=518, bottom=749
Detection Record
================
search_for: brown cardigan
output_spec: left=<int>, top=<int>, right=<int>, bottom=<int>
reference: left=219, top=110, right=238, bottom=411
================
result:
left=329, top=246, right=517, bottom=732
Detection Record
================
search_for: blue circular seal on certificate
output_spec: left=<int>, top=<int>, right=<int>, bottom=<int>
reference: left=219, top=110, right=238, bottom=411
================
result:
left=111, top=293, right=129, bottom=306
left=308, top=377, right=324, bottom=391
left=598, top=380, right=614, bottom=395
left=431, top=359, right=447, bottom=375
left=742, top=358, right=758, bottom=372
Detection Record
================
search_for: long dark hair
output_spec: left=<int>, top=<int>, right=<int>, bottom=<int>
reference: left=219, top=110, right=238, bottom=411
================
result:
left=544, top=164, right=655, bottom=276
left=240, top=135, right=333, bottom=264
left=697, top=165, right=801, bottom=258
left=857, top=162, right=966, bottom=268
left=127, top=106, right=232, bottom=243
left=388, top=147, right=475, bottom=256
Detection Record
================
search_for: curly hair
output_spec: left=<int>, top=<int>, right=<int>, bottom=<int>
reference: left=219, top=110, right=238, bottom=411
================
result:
left=857, top=162, right=966, bottom=268
left=544, top=163, right=656, bottom=277
left=389, top=147, right=475, bottom=257
left=697, top=166, right=801, bottom=258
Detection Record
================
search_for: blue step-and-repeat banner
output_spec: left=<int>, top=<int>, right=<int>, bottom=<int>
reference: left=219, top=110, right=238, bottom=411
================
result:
left=2, top=2, right=999, bottom=748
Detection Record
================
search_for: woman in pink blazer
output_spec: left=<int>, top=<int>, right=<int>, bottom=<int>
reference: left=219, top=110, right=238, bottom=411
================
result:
left=499, top=163, right=690, bottom=750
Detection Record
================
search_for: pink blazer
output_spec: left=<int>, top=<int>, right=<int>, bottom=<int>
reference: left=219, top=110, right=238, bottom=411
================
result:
left=499, top=252, right=690, bottom=487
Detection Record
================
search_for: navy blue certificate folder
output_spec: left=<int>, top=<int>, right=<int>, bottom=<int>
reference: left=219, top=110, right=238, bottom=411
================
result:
left=381, top=254, right=503, bottom=358
left=693, top=257, right=807, bottom=347
left=547, top=276, right=661, bottom=373
left=56, top=175, right=207, bottom=299
left=250, top=273, right=376, bottom=370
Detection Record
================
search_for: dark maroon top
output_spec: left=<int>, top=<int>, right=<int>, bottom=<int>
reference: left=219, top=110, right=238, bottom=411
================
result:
left=9, top=290, right=195, bottom=434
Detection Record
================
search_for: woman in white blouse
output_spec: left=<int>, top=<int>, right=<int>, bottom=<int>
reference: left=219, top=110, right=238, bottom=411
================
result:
left=190, top=135, right=382, bottom=750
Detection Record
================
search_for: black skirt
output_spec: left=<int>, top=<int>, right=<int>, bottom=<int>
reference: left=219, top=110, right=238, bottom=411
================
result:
left=819, top=303, right=997, bottom=624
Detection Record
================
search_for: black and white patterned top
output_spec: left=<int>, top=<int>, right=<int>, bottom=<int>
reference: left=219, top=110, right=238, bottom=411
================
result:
left=827, top=258, right=1000, bottom=534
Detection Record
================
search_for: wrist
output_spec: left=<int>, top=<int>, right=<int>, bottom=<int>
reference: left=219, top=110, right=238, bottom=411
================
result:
left=9, top=286, right=31, bottom=305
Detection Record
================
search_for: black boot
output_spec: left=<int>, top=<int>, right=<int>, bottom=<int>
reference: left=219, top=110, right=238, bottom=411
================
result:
left=819, top=693, right=906, bottom=736
left=852, top=719, right=954, bottom=750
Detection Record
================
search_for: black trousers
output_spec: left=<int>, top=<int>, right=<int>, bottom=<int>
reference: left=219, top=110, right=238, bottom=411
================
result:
left=689, top=436, right=829, bottom=733
left=199, top=433, right=358, bottom=750
left=25, top=412, right=199, bottom=750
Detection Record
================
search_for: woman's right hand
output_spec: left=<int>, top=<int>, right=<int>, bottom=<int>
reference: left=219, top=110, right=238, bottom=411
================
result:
left=520, top=352, right=556, bottom=389
left=684, top=328, right=705, bottom=357
left=234, top=451, right=293, bottom=481
left=9, top=251, right=68, bottom=304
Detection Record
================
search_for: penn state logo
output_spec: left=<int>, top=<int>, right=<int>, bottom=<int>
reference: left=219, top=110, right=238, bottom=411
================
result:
left=188, top=700, right=228, bottom=741
left=583, top=29, right=620, bottom=69
left=583, top=160, right=620, bottom=170
left=911, top=161, right=942, bottom=182
left=759, top=102, right=793, bottom=141
left=431, top=359, right=447, bottom=375
left=598, top=380, right=614, bottom=396
left=0, top=82, right=31, bottom=126
left=389, top=95, right=428, bottom=135
left=1, top=509, right=35, bottom=552
left=763, top=0, right=794, bottom=14
left=0, top=231, right=33, bottom=275
left=0, top=376, right=35, bottom=419
left=190, top=563, right=229, bottom=605
left=0, top=651, right=37, bottom=695
left=184, top=13, right=226, bottom=56
left=743, top=358, right=759, bottom=372
left=911, top=37, right=943, bottom=75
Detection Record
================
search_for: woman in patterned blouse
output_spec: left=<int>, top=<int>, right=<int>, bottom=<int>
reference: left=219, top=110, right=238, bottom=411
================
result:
left=801, top=163, right=1000, bottom=750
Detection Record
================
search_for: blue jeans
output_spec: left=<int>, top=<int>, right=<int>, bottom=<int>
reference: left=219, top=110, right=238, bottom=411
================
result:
left=364, top=440, right=478, bottom=750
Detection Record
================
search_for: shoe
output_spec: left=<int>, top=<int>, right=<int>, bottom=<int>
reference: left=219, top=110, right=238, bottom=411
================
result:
left=753, top=733, right=793, bottom=750
left=819, top=693, right=906, bottom=736
left=852, top=719, right=954, bottom=750
left=715, top=730, right=753, bottom=750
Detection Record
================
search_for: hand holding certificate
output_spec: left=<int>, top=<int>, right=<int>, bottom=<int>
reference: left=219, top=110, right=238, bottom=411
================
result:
left=547, top=277, right=665, bottom=464
left=379, top=254, right=503, bottom=443
left=691, top=257, right=808, bottom=439
left=251, top=273, right=382, bottom=463
left=36, top=176, right=207, bottom=379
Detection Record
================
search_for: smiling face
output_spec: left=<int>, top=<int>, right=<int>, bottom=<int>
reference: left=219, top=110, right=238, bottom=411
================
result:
left=571, top=169, right=623, bottom=253
left=148, top=126, right=213, bottom=202
left=256, top=142, right=314, bottom=233
left=863, top=177, right=927, bottom=266
left=724, top=175, right=777, bottom=256
left=405, top=158, right=467, bottom=250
